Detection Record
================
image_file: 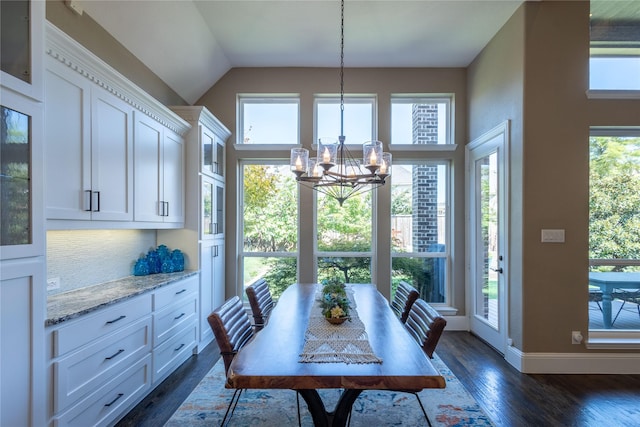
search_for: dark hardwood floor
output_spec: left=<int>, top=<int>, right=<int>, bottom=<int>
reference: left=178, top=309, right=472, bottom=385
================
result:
left=116, top=331, right=640, bottom=427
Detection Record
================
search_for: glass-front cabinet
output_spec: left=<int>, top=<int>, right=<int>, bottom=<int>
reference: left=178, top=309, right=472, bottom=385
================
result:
left=0, top=88, right=43, bottom=260
left=201, top=125, right=225, bottom=179
left=1, top=106, right=31, bottom=247
left=0, top=0, right=43, bottom=100
left=201, top=177, right=224, bottom=239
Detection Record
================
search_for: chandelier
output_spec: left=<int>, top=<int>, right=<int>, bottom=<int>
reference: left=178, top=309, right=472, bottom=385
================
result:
left=290, top=0, right=391, bottom=206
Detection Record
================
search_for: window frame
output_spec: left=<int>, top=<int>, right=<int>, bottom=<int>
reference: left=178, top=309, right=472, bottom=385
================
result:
left=390, top=160, right=453, bottom=306
left=390, top=94, right=456, bottom=150
left=587, top=126, right=640, bottom=347
left=238, top=159, right=299, bottom=299
left=313, top=95, right=377, bottom=146
left=236, top=94, right=301, bottom=148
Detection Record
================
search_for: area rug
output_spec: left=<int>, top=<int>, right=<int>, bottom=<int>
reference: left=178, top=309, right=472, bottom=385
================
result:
left=164, top=353, right=494, bottom=427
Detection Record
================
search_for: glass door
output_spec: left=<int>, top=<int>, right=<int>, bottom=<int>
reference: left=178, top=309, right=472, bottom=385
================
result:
left=466, top=122, right=509, bottom=353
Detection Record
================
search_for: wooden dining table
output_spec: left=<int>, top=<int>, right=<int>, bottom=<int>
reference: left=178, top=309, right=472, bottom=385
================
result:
left=227, top=283, right=446, bottom=427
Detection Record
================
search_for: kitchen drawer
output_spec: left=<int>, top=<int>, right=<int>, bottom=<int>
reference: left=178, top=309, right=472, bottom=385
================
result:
left=153, top=324, right=196, bottom=384
left=54, top=293, right=152, bottom=357
left=54, top=354, right=151, bottom=427
left=153, top=296, right=197, bottom=347
left=153, top=275, right=198, bottom=311
left=54, top=317, right=151, bottom=413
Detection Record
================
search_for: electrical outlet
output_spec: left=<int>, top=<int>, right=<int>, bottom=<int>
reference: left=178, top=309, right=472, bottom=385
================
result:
left=47, top=277, right=61, bottom=291
left=571, top=330, right=583, bottom=344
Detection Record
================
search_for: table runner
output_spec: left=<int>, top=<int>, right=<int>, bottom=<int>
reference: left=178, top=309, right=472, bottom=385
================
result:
left=299, top=285, right=382, bottom=364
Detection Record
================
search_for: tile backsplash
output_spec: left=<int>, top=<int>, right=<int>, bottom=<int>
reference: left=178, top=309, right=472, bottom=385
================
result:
left=46, top=229, right=157, bottom=295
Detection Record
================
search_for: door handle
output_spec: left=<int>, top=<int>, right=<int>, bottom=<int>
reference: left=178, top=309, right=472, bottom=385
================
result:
left=490, top=267, right=503, bottom=274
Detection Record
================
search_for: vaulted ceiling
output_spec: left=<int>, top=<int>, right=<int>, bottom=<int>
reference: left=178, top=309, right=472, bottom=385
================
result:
left=79, top=1, right=639, bottom=104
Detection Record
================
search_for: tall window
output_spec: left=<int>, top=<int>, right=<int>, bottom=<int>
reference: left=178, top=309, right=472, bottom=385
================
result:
left=316, top=191, right=373, bottom=284
left=313, top=95, right=376, bottom=284
left=391, top=162, right=450, bottom=303
left=240, top=162, right=298, bottom=300
left=589, top=1, right=640, bottom=91
left=589, top=129, right=640, bottom=330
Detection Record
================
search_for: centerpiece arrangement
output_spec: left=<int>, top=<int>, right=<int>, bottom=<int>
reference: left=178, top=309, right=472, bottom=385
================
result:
left=320, top=279, right=351, bottom=325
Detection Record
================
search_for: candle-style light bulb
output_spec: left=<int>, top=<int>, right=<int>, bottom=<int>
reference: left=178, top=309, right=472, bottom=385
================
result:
left=323, top=147, right=331, bottom=163
left=379, top=159, right=387, bottom=174
left=295, top=155, right=303, bottom=171
left=369, top=150, right=377, bottom=166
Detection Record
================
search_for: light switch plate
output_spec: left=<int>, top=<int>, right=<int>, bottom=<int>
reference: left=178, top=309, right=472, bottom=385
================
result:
left=541, top=229, right=565, bottom=243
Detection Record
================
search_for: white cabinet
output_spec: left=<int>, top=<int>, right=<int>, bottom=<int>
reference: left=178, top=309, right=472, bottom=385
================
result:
left=134, top=112, right=185, bottom=227
left=43, top=23, right=190, bottom=229
left=199, top=240, right=225, bottom=345
left=0, top=258, right=46, bottom=427
left=48, top=293, right=153, bottom=426
left=46, top=275, right=198, bottom=427
left=160, top=106, right=230, bottom=351
left=45, top=59, right=134, bottom=223
left=1, top=2, right=46, bottom=425
left=151, top=276, right=198, bottom=383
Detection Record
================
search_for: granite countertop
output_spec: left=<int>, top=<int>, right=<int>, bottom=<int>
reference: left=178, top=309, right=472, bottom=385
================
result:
left=46, top=270, right=198, bottom=327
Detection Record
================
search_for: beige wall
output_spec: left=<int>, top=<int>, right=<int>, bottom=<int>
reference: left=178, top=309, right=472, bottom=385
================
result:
left=197, top=67, right=468, bottom=305
left=470, top=0, right=640, bottom=354
left=468, top=3, right=526, bottom=349
left=46, top=0, right=187, bottom=106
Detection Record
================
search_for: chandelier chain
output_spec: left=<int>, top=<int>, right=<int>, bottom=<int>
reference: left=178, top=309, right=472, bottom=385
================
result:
left=340, top=0, right=345, bottom=139
left=289, top=0, right=391, bottom=207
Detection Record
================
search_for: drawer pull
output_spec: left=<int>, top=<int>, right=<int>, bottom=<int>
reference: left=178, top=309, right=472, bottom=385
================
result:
left=105, top=349, right=125, bottom=360
left=175, top=289, right=187, bottom=295
left=106, top=315, right=126, bottom=325
left=174, top=312, right=186, bottom=320
left=104, top=393, right=124, bottom=407
left=174, top=343, right=185, bottom=352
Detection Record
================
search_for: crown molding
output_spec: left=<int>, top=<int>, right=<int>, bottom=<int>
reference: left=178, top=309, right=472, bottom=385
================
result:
left=45, top=21, right=191, bottom=136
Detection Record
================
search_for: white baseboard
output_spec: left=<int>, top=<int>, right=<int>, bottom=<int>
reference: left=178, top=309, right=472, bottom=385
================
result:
left=441, top=315, right=468, bottom=331
left=506, top=345, right=640, bottom=374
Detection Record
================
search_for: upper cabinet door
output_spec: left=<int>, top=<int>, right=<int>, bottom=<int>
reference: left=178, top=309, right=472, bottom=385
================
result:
left=162, top=128, right=185, bottom=225
left=90, top=86, right=134, bottom=222
left=44, top=62, right=91, bottom=221
left=201, top=126, right=215, bottom=176
left=0, top=0, right=43, bottom=101
left=134, top=112, right=163, bottom=223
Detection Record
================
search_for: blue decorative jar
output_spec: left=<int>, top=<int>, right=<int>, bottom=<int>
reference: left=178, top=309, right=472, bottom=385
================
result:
left=171, top=249, right=185, bottom=272
left=133, top=258, right=149, bottom=276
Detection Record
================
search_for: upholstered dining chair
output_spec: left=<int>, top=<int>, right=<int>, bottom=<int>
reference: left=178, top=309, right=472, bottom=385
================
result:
left=207, top=296, right=256, bottom=426
left=400, top=299, right=448, bottom=426
left=348, top=298, right=447, bottom=427
left=390, top=280, right=420, bottom=323
left=208, top=295, right=301, bottom=426
left=245, top=278, right=274, bottom=331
